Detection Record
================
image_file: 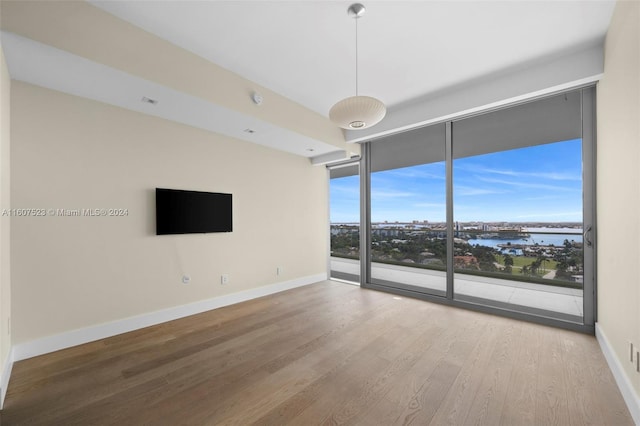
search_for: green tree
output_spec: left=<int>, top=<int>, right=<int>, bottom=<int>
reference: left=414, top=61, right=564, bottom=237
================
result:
left=471, top=245, right=498, bottom=272
left=530, top=258, right=542, bottom=276
left=503, top=254, right=514, bottom=274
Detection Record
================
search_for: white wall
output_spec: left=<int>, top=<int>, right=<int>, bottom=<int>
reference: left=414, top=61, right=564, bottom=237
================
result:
left=597, top=0, right=640, bottom=416
left=0, top=43, right=12, bottom=404
left=10, top=82, right=328, bottom=345
left=346, top=44, right=604, bottom=143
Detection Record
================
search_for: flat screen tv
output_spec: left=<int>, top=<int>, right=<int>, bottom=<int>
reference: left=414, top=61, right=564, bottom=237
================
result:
left=156, top=188, right=232, bottom=235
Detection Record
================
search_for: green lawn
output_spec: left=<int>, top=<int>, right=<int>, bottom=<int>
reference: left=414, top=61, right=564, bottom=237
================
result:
left=495, top=254, right=558, bottom=271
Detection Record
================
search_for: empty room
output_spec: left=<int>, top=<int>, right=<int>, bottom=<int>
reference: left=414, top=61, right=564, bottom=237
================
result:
left=0, top=0, right=638, bottom=424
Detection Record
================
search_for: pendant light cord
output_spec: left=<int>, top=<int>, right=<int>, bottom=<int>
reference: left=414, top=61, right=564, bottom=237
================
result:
left=354, top=16, right=358, bottom=96
left=355, top=16, right=359, bottom=96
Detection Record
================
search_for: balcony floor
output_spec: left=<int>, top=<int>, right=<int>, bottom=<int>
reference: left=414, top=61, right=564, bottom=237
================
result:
left=331, top=257, right=583, bottom=321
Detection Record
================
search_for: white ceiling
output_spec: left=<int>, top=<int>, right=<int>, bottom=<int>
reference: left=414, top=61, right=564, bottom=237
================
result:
left=90, top=0, right=616, bottom=116
left=2, top=32, right=337, bottom=158
left=2, top=1, right=616, bottom=160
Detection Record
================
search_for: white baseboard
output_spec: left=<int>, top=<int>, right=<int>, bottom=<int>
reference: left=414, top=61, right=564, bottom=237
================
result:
left=13, top=273, right=326, bottom=362
left=329, top=278, right=360, bottom=287
left=596, top=322, right=640, bottom=425
left=1, top=347, right=14, bottom=409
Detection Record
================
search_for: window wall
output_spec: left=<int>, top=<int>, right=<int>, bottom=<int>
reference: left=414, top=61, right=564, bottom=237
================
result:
left=329, top=163, right=360, bottom=282
left=353, top=87, right=596, bottom=331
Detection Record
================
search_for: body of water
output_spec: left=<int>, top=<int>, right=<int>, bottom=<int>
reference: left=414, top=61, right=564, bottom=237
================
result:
left=468, top=233, right=583, bottom=255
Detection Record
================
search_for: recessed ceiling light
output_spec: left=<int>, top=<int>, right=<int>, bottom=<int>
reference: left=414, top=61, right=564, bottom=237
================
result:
left=244, top=128, right=256, bottom=134
left=141, top=96, right=158, bottom=105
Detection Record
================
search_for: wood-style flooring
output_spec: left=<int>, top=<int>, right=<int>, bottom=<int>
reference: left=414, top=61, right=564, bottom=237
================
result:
left=1, top=281, right=633, bottom=425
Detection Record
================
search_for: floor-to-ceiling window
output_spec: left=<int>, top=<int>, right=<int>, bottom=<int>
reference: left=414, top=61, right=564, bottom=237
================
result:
left=347, top=87, right=596, bottom=331
left=369, top=124, right=448, bottom=297
left=450, top=90, right=594, bottom=324
left=329, top=162, right=360, bottom=282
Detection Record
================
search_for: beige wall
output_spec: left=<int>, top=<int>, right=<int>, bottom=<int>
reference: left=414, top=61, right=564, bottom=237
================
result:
left=10, top=82, right=328, bottom=344
left=0, top=45, right=12, bottom=374
left=597, top=0, right=640, bottom=397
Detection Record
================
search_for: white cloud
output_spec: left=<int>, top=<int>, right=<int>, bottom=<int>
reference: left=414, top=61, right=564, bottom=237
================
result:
left=457, top=164, right=581, bottom=181
left=476, top=176, right=575, bottom=191
left=454, top=185, right=508, bottom=196
left=515, top=211, right=583, bottom=219
left=371, top=191, right=417, bottom=198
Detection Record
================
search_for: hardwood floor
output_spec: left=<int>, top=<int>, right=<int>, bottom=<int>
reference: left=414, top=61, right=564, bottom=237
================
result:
left=2, top=281, right=633, bottom=425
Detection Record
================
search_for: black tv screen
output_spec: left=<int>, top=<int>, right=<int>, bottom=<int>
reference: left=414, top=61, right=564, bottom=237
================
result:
left=156, top=188, right=232, bottom=235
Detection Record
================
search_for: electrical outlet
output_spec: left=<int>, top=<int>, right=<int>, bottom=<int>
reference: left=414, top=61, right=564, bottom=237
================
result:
left=182, top=275, right=191, bottom=285
left=221, top=274, right=229, bottom=285
left=277, top=266, right=283, bottom=276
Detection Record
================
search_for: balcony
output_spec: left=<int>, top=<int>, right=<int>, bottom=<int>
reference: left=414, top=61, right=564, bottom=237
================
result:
left=331, top=256, right=583, bottom=323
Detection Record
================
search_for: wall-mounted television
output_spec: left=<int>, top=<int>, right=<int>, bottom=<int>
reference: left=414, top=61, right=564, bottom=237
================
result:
left=156, top=188, right=232, bottom=235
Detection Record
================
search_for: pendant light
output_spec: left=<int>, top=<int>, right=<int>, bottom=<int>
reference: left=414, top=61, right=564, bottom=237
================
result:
left=329, top=3, right=386, bottom=130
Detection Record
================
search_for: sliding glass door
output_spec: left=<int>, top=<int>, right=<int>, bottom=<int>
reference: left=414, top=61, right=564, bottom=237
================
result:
left=353, top=87, right=596, bottom=331
left=451, top=90, right=592, bottom=324
left=369, top=124, right=447, bottom=296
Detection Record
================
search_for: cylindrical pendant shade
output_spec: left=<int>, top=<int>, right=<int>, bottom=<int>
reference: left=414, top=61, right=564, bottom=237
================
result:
left=329, top=95, right=386, bottom=130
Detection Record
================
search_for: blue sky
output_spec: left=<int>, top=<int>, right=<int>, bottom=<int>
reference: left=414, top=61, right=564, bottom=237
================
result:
left=330, top=139, right=583, bottom=223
